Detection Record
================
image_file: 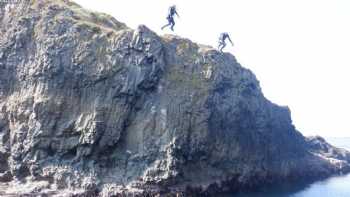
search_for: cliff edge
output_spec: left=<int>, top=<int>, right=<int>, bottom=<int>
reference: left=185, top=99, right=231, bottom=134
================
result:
left=0, top=0, right=349, bottom=196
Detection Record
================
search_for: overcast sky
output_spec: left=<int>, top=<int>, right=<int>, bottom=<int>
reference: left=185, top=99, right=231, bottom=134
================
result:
left=74, top=0, right=350, bottom=137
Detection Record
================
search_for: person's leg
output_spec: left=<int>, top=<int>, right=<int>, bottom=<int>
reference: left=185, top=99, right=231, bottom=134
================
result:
left=170, top=22, right=175, bottom=31
left=170, top=18, right=175, bottom=31
left=161, top=23, right=170, bottom=30
left=161, top=17, right=172, bottom=30
left=219, top=42, right=226, bottom=52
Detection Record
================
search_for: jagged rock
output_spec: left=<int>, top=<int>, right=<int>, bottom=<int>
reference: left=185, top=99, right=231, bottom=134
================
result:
left=0, top=0, right=349, bottom=196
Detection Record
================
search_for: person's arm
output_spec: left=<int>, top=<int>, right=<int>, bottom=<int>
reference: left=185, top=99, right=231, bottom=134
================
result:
left=175, top=10, right=180, bottom=18
left=228, top=36, right=234, bottom=46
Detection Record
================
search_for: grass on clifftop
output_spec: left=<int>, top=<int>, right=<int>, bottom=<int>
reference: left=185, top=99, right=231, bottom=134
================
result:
left=31, top=0, right=128, bottom=33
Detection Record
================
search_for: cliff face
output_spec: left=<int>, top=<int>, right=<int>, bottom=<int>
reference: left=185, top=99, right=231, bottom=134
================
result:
left=0, top=0, right=349, bottom=196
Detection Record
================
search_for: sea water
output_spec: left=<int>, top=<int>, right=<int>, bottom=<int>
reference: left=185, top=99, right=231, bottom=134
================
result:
left=233, top=137, right=350, bottom=197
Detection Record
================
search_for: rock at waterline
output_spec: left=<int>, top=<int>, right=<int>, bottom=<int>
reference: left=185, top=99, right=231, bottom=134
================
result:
left=0, top=0, right=349, bottom=196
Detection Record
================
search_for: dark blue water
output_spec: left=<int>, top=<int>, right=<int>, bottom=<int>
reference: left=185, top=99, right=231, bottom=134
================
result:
left=232, top=137, right=350, bottom=197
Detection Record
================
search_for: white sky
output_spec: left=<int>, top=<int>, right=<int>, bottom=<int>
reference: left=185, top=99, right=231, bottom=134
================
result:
left=74, top=0, right=350, bottom=137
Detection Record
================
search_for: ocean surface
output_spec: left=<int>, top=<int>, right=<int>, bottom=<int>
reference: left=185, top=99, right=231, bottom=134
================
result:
left=233, top=137, right=350, bottom=197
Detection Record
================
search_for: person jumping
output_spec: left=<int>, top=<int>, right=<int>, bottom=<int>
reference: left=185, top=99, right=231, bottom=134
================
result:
left=161, top=5, right=179, bottom=31
left=218, top=32, right=234, bottom=52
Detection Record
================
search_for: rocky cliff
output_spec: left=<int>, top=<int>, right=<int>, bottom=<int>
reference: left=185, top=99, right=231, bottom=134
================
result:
left=0, top=0, right=349, bottom=196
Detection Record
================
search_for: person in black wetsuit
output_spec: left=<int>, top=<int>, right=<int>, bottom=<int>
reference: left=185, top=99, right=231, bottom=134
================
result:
left=161, top=5, right=179, bottom=31
left=218, top=32, right=234, bottom=52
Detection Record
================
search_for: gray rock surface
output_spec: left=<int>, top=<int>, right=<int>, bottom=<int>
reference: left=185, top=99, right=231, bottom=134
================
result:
left=0, top=0, right=349, bottom=196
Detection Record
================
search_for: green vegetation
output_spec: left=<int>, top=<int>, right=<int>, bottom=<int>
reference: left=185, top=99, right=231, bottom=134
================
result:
left=176, top=40, right=201, bottom=62
left=167, top=66, right=209, bottom=103
left=43, top=0, right=127, bottom=35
